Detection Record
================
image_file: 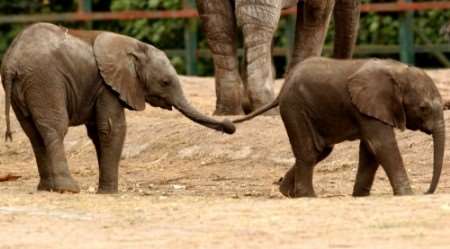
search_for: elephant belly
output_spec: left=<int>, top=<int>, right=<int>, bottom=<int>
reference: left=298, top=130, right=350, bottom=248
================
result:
left=67, top=81, right=105, bottom=126
left=313, top=114, right=360, bottom=145
left=301, top=88, right=360, bottom=145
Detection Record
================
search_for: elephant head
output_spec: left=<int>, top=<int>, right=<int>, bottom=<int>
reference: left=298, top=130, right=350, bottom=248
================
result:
left=347, top=60, right=445, bottom=194
left=93, top=32, right=235, bottom=134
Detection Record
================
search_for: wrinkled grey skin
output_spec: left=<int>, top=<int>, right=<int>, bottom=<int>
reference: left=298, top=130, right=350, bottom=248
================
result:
left=1, top=23, right=235, bottom=194
left=196, top=0, right=360, bottom=115
left=234, top=57, right=445, bottom=197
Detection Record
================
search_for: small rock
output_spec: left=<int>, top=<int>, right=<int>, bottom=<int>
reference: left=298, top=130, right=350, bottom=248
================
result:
left=172, top=184, right=186, bottom=190
left=87, top=186, right=96, bottom=193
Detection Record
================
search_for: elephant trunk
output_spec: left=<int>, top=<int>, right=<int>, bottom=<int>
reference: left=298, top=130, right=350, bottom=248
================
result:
left=426, top=107, right=445, bottom=194
left=174, top=96, right=235, bottom=134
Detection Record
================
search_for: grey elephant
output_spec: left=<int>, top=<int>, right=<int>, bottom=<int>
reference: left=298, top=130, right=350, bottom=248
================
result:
left=234, top=57, right=445, bottom=197
left=1, top=22, right=235, bottom=194
left=196, top=0, right=361, bottom=115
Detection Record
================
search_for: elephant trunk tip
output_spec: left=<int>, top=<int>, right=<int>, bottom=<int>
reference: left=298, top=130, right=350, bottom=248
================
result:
left=221, top=119, right=236, bottom=134
left=424, top=189, right=435, bottom=195
left=5, top=130, right=12, bottom=142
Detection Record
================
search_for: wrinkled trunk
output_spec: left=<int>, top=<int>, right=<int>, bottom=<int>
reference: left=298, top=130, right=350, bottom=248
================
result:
left=426, top=108, right=445, bottom=194
left=174, top=96, right=235, bottom=134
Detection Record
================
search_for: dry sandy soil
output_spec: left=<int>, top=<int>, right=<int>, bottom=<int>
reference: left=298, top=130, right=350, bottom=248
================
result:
left=1, top=71, right=450, bottom=249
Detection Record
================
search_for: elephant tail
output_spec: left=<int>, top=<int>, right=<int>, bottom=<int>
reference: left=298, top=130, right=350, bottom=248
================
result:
left=2, top=72, right=13, bottom=142
left=232, top=96, right=279, bottom=124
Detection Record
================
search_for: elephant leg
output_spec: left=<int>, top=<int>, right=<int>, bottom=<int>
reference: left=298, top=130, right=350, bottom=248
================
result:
left=14, top=109, right=52, bottom=191
left=333, top=0, right=360, bottom=59
left=362, top=122, right=413, bottom=196
left=23, top=85, right=79, bottom=193
left=31, top=114, right=78, bottom=192
left=279, top=108, right=329, bottom=197
left=352, top=141, right=379, bottom=197
left=236, top=0, right=280, bottom=113
left=279, top=146, right=333, bottom=197
left=196, top=0, right=243, bottom=115
left=288, top=0, right=335, bottom=70
left=91, top=89, right=126, bottom=194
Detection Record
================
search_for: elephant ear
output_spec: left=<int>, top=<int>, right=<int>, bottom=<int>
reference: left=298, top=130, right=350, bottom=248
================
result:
left=94, top=32, right=146, bottom=111
left=347, top=60, right=407, bottom=130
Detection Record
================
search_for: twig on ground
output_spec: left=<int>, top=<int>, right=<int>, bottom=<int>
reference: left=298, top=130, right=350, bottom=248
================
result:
left=0, top=173, right=21, bottom=182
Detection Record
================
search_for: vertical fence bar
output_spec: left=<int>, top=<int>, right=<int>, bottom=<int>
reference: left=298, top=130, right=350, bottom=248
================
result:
left=183, top=0, right=198, bottom=75
left=78, top=0, right=92, bottom=29
left=399, top=0, right=415, bottom=64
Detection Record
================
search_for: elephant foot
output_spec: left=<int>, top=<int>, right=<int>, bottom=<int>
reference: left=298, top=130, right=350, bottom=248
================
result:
left=289, top=188, right=317, bottom=198
left=97, top=185, right=118, bottom=194
left=393, top=186, right=414, bottom=196
left=352, top=189, right=371, bottom=197
left=277, top=176, right=292, bottom=197
left=37, top=176, right=80, bottom=193
left=246, top=86, right=277, bottom=115
left=214, top=76, right=244, bottom=116
left=352, top=184, right=372, bottom=197
left=277, top=176, right=316, bottom=198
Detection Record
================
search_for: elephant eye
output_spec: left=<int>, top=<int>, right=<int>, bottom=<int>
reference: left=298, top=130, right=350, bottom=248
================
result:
left=419, top=104, right=431, bottom=114
left=161, top=80, right=170, bottom=87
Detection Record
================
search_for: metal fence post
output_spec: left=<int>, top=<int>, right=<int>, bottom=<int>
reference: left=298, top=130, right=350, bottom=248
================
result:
left=399, top=0, right=415, bottom=65
left=183, top=0, right=198, bottom=75
left=78, top=0, right=92, bottom=29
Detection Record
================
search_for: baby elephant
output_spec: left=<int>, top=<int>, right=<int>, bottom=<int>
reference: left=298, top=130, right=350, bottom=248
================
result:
left=1, top=23, right=235, bottom=194
left=234, top=57, right=445, bottom=197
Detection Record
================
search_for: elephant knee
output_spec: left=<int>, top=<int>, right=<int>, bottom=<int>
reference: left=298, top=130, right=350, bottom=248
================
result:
left=33, top=121, right=66, bottom=148
left=235, top=1, right=281, bottom=31
left=97, top=118, right=125, bottom=139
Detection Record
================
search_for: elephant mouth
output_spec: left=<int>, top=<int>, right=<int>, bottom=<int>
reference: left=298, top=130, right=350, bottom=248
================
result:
left=147, top=95, right=172, bottom=110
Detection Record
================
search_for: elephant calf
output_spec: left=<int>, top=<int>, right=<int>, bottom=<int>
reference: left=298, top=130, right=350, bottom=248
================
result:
left=234, top=57, right=445, bottom=197
left=1, top=23, right=235, bottom=194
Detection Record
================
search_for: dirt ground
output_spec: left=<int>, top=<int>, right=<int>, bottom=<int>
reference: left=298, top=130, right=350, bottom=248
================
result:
left=1, top=71, right=450, bottom=249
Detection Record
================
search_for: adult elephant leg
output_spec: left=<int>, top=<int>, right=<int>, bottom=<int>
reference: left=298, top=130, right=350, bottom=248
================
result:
left=236, top=0, right=281, bottom=113
left=91, top=89, right=126, bottom=194
left=288, top=0, right=335, bottom=70
left=196, top=0, right=243, bottom=115
left=352, top=141, right=379, bottom=197
left=333, top=0, right=360, bottom=58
